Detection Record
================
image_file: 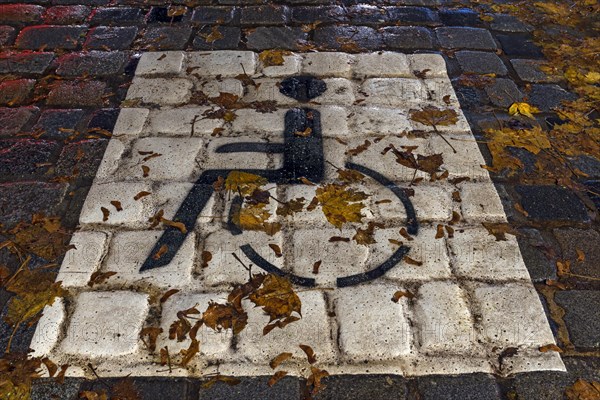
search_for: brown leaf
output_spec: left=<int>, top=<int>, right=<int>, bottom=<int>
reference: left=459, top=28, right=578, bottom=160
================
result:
left=403, top=256, right=423, bottom=266
left=140, top=327, right=163, bottom=352
left=180, top=337, right=199, bottom=367
left=353, top=222, right=384, bottom=246
left=514, top=203, right=529, bottom=217
left=0, top=353, right=44, bottom=399
left=152, top=244, right=168, bottom=260
left=160, top=218, right=187, bottom=234
left=435, top=224, right=445, bottom=239
left=565, top=379, right=600, bottom=400
left=87, top=271, right=117, bottom=287
left=259, top=49, right=292, bottom=67
left=270, top=352, right=293, bottom=369
left=201, top=375, right=241, bottom=389
left=452, top=190, right=462, bottom=202
left=276, top=197, right=305, bottom=217
left=134, top=191, right=151, bottom=201
left=576, top=248, right=586, bottom=263
left=203, top=25, right=224, bottom=43
left=329, top=236, right=350, bottom=243
left=210, top=92, right=240, bottom=109
left=169, top=307, right=200, bottom=341
left=300, top=177, right=316, bottom=186
left=201, top=251, right=212, bottom=268
left=409, top=106, right=459, bottom=127
left=299, top=344, right=317, bottom=364
left=306, top=366, right=330, bottom=396
left=539, top=344, right=563, bottom=353
left=449, top=211, right=461, bottom=225
left=482, top=222, right=518, bottom=241
left=142, top=165, right=150, bottom=177
left=41, top=357, right=58, bottom=377
left=392, top=290, right=414, bottom=302
left=345, top=140, right=371, bottom=156
left=337, top=168, right=365, bottom=183
left=160, top=289, right=180, bottom=303
left=556, top=260, right=572, bottom=277
left=445, top=225, right=455, bottom=238
left=79, top=390, right=108, bottom=400
left=212, top=176, right=225, bottom=192
left=268, top=371, right=288, bottom=387
left=546, top=279, right=569, bottom=290
left=101, top=207, right=110, bottom=222
left=203, top=301, right=248, bottom=335
left=399, top=228, right=414, bottom=241
left=249, top=274, right=302, bottom=335
left=269, top=244, right=283, bottom=258
left=110, top=201, right=123, bottom=211
left=312, top=260, right=321, bottom=275
left=295, top=127, right=312, bottom=137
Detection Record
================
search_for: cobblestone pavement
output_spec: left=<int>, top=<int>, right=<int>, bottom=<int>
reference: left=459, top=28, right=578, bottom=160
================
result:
left=0, top=0, right=598, bottom=399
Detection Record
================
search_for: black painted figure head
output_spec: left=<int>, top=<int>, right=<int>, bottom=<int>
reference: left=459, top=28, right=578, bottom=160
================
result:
left=279, top=76, right=327, bottom=102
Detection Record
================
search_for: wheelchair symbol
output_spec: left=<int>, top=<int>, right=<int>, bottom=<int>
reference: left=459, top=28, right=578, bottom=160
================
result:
left=141, top=76, right=419, bottom=287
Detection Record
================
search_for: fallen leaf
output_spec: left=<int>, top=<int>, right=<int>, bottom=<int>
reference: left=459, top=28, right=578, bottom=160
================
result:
left=295, top=127, right=312, bottom=137
left=353, top=222, right=384, bottom=245
left=110, top=200, right=123, bottom=211
left=556, top=260, right=572, bottom=277
left=203, top=301, right=248, bottom=335
left=269, top=244, right=283, bottom=258
left=329, top=236, right=350, bottom=242
left=276, top=197, right=305, bottom=217
left=306, top=366, right=329, bottom=396
left=160, top=218, right=187, bottom=234
left=259, top=49, right=292, bottom=67
left=268, top=371, right=288, bottom=387
left=392, top=290, right=415, bottom=302
left=509, top=102, right=540, bottom=119
left=565, top=379, right=600, bottom=400
left=201, top=251, right=212, bottom=268
left=249, top=274, right=302, bottom=335
left=312, top=260, right=321, bottom=274
left=101, top=207, right=110, bottom=222
left=201, top=375, right=241, bottom=389
left=410, top=106, right=459, bottom=127
left=539, top=344, right=563, bottom=353
left=403, top=256, right=423, bottom=266
left=345, top=140, right=371, bottom=156
left=160, top=289, right=180, bottom=303
left=399, top=227, right=414, bottom=241
left=546, top=279, right=568, bottom=290
left=315, top=184, right=369, bottom=228
left=152, top=244, right=168, bottom=260
left=142, top=165, right=150, bottom=177
left=435, top=224, right=445, bottom=239
left=270, top=352, right=293, bottom=369
left=576, top=248, right=585, bottom=263
left=87, top=271, right=116, bottom=287
left=226, top=171, right=268, bottom=197
left=299, top=344, right=317, bottom=364
left=482, top=222, right=518, bottom=241
left=0, top=353, right=43, bottom=399
left=180, top=337, right=199, bottom=367
left=112, top=378, right=141, bottom=400
left=134, top=191, right=151, bottom=201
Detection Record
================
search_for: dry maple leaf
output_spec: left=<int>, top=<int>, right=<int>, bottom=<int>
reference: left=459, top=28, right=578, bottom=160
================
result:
left=509, top=102, right=540, bottom=119
left=249, top=274, right=302, bottom=335
left=203, top=301, right=248, bottom=335
left=259, top=49, right=292, bottom=67
left=409, top=106, right=459, bottom=127
left=225, top=171, right=268, bottom=197
left=353, top=222, right=384, bottom=246
left=315, top=184, right=369, bottom=229
left=337, top=168, right=365, bottom=183
left=276, top=197, right=305, bottom=217
left=9, top=216, right=71, bottom=261
left=169, top=306, right=200, bottom=342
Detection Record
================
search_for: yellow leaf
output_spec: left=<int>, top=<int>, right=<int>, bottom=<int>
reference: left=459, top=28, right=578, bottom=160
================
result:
left=565, top=379, right=600, bottom=400
left=259, top=50, right=292, bottom=67
left=315, top=184, right=369, bottom=229
left=225, top=171, right=267, bottom=196
left=508, top=102, right=540, bottom=119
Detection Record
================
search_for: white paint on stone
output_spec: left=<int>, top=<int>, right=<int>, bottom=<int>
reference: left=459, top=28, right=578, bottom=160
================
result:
left=29, top=299, right=65, bottom=357
left=61, top=291, right=148, bottom=358
left=36, top=50, right=563, bottom=378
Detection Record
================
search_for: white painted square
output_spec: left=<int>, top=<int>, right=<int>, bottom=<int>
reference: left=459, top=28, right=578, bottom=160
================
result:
left=35, top=51, right=563, bottom=378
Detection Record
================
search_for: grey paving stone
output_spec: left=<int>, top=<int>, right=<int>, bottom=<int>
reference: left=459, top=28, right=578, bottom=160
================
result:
left=508, top=371, right=570, bottom=400
left=47, top=80, right=107, bottom=107
left=131, top=378, right=190, bottom=400
left=89, top=6, right=144, bottom=25
left=382, top=26, right=434, bottom=49
left=140, top=26, right=192, bottom=50
left=314, top=375, right=407, bottom=399
left=517, top=229, right=557, bottom=282
left=197, top=376, right=301, bottom=400
left=56, top=50, right=127, bottom=77
left=191, top=6, right=238, bottom=24
left=416, top=373, right=501, bottom=400
left=455, top=86, right=488, bottom=109
left=146, top=6, right=191, bottom=23
left=484, top=78, right=524, bottom=108
left=489, top=13, right=533, bottom=33
left=193, top=26, right=241, bottom=50
left=31, top=378, right=83, bottom=400
left=15, top=25, right=87, bottom=50
left=32, top=109, right=85, bottom=139
left=555, top=291, right=600, bottom=349
left=386, top=6, right=439, bottom=25
left=436, top=27, right=497, bottom=50
left=456, top=50, right=508, bottom=75
left=511, top=59, right=559, bottom=83
left=497, top=34, right=544, bottom=58
left=0, top=106, right=39, bottom=137
left=246, top=26, right=307, bottom=50
left=291, top=5, right=347, bottom=23
left=0, top=52, right=55, bottom=74
left=240, top=5, right=289, bottom=25
left=347, top=5, right=389, bottom=25
left=584, top=180, right=600, bottom=211
left=88, top=108, right=119, bottom=132
left=0, top=25, right=16, bottom=46
left=0, top=4, right=45, bottom=25
left=439, top=7, right=482, bottom=26
left=56, top=139, right=108, bottom=179
left=0, top=182, right=67, bottom=227
left=85, top=26, right=138, bottom=50
left=554, top=228, right=600, bottom=279
left=0, top=79, right=35, bottom=106
left=313, top=25, right=383, bottom=50
left=43, top=5, right=90, bottom=24
left=569, top=155, right=600, bottom=178
left=515, top=185, right=590, bottom=223
left=563, top=357, right=600, bottom=381
left=0, top=139, right=60, bottom=178
left=529, top=84, right=578, bottom=112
